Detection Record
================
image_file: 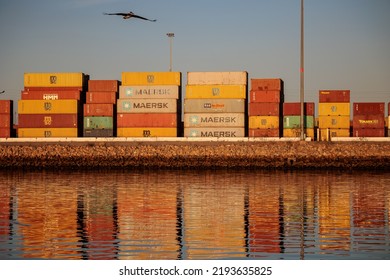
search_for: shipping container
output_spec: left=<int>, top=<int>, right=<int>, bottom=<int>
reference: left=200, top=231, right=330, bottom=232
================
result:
left=186, top=85, right=246, bottom=99
left=249, top=103, right=279, bottom=116
left=18, top=128, right=78, bottom=137
left=250, top=79, right=282, bottom=91
left=0, top=128, right=11, bottom=138
left=184, top=127, right=245, bottom=137
left=319, top=128, right=350, bottom=141
left=117, top=127, right=177, bottom=137
left=249, top=90, right=281, bottom=103
left=117, top=99, right=178, bottom=113
left=283, top=128, right=315, bottom=138
left=184, top=98, right=245, bottom=113
left=117, top=113, right=177, bottom=128
left=84, top=117, right=113, bottom=130
left=353, top=128, right=385, bottom=137
left=119, top=85, right=180, bottom=99
left=84, top=104, right=114, bottom=117
left=24, top=72, right=87, bottom=88
left=318, top=103, right=350, bottom=116
left=18, top=114, right=78, bottom=128
left=353, top=102, right=385, bottom=115
left=319, top=90, right=350, bottom=103
left=248, top=129, right=279, bottom=137
left=24, top=86, right=84, bottom=92
left=318, top=116, right=350, bottom=129
left=88, top=80, right=119, bottom=92
left=353, top=115, right=385, bottom=129
left=283, top=116, right=315, bottom=129
left=122, top=72, right=181, bottom=86
left=249, top=116, right=279, bottom=129
left=0, top=100, right=13, bottom=114
left=86, top=92, right=117, bottom=104
left=18, top=100, right=79, bottom=114
left=21, top=90, right=82, bottom=100
left=184, top=113, right=245, bottom=128
left=0, top=114, right=11, bottom=127
left=187, top=71, right=248, bottom=85
left=83, top=129, right=114, bottom=137
left=283, top=102, right=315, bottom=116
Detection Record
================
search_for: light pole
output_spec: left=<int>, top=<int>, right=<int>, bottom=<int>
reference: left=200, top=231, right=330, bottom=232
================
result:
left=167, top=33, right=174, bottom=72
left=300, top=0, right=305, bottom=140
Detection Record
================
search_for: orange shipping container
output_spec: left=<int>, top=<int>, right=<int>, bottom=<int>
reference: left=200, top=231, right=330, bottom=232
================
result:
left=21, top=90, right=82, bottom=100
left=0, top=114, right=11, bottom=128
left=0, top=127, right=11, bottom=138
left=319, top=90, right=350, bottom=103
left=0, top=100, right=13, bottom=114
left=251, top=78, right=283, bottom=91
left=248, top=129, right=279, bottom=137
left=249, top=90, right=281, bottom=103
left=353, top=115, right=385, bottom=129
left=249, top=103, right=280, bottom=116
left=18, top=114, right=78, bottom=128
left=86, top=92, right=117, bottom=104
left=117, top=113, right=177, bottom=127
left=24, top=86, right=84, bottom=92
left=88, top=80, right=119, bottom=92
left=84, top=104, right=114, bottom=117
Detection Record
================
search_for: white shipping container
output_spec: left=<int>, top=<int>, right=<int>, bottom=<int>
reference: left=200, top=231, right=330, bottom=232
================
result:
left=119, top=85, right=179, bottom=99
left=184, top=127, right=245, bottom=137
left=184, top=113, right=245, bottom=128
left=184, top=99, right=245, bottom=113
left=117, top=99, right=178, bottom=113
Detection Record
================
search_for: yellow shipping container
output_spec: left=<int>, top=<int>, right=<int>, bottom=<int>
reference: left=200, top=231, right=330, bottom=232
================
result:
left=18, top=128, right=78, bottom=138
left=283, top=128, right=314, bottom=138
left=117, top=127, right=177, bottom=137
left=18, top=100, right=79, bottom=114
left=249, top=116, right=279, bottom=129
left=318, top=115, right=350, bottom=129
left=318, top=103, right=350, bottom=116
left=187, top=71, right=248, bottom=85
left=319, top=128, right=350, bottom=141
left=185, top=85, right=246, bottom=99
left=24, top=72, right=86, bottom=88
left=121, top=72, right=181, bottom=86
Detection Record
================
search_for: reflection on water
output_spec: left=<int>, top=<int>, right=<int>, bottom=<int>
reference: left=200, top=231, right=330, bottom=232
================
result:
left=0, top=169, right=389, bottom=260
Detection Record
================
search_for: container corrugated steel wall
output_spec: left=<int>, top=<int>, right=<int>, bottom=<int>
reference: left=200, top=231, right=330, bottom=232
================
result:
left=21, top=90, right=82, bottom=100
left=0, top=100, right=13, bottom=114
left=283, top=128, right=315, bottom=138
left=318, top=103, right=350, bottom=116
left=319, top=90, right=350, bottom=103
left=117, top=127, right=177, bottom=137
left=353, top=102, right=385, bottom=115
left=117, top=113, right=177, bottom=127
left=24, top=73, right=86, bottom=88
left=84, top=117, right=113, bottom=129
left=249, top=91, right=280, bottom=103
left=187, top=71, right=247, bottom=85
left=319, top=129, right=350, bottom=141
left=184, top=127, right=244, bottom=137
left=86, top=92, right=117, bottom=104
left=18, top=100, right=79, bottom=114
left=84, top=129, right=115, bottom=137
left=353, top=129, right=385, bottom=137
left=186, top=85, right=246, bottom=99
left=122, top=72, right=181, bottom=86
left=249, top=103, right=279, bottom=116
left=0, top=115, right=11, bottom=128
left=283, top=102, right=315, bottom=116
left=0, top=127, right=11, bottom=138
left=119, top=85, right=179, bottom=99
left=248, top=129, right=280, bottom=137
left=250, top=79, right=282, bottom=91
left=117, top=99, right=178, bottom=113
left=249, top=116, right=279, bottom=129
left=184, top=113, right=245, bottom=128
left=353, top=115, right=385, bottom=129
left=283, top=116, right=314, bottom=129
left=88, top=80, right=119, bottom=92
left=18, top=128, right=78, bottom=137
left=318, top=116, right=350, bottom=129
left=84, top=104, right=114, bottom=117
left=18, top=114, right=78, bottom=128
left=184, top=99, right=245, bottom=113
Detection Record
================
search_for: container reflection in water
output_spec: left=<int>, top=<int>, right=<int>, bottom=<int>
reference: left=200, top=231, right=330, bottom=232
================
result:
left=0, top=170, right=390, bottom=260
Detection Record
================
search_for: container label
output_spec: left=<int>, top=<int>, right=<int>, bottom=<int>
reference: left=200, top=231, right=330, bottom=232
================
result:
left=189, top=130, right=237, bottom=137
left=44, top=102, right=52, bottom=111
left=143, top=130, right=151, bottom=137
left=43, top=94, right=59, bottom=100
left=147, top=75, right=154, bottom=83
left=44, top=116, right=52, bottom=126
left=44, top=131, right=52, bottom=137
left=49, top=76, right=57, bottom=84
left=212, top=88, right=220, bottom=96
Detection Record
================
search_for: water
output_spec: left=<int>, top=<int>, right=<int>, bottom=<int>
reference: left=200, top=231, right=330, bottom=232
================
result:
left=0, top=169, right=389, bottom=260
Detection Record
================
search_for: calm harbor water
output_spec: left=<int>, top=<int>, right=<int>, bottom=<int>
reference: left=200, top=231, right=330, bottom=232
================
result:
left=0, top=169, right=389, bottom=260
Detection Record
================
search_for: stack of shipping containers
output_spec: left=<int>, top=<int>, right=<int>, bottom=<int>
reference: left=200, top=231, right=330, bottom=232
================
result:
left=0, top=100, right=13, bottom=138
left=353, top=102, right=385, bottom=137
left=318, top=90, right=351, bottom=141
left=18, top=72, right=87, bottom=137
left=117, top=72, right=181, bottom=137
left=84, top=80, right=119, bottom=137
left=184, top=72, right=247, bottom=138
left=283, top=102, right=315, bottom=139
left=248, top=79, right=283, bottom=137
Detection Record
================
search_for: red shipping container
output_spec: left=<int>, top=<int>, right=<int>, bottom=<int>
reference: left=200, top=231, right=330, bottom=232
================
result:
left=21, top=90, right=82, bottom=100
left=353, top=128, right=384, bottom=137
left=86, top=92, right=117, bottom=104
left=88, top=80, right=119, bottom=92
left=18, top=114, right=78, bottom=128
left=249, top=103, right=280, bottom=116
left=353, top=115, right=385, bottom=129
left=84, top=104, right=114, bottom=116
left=248, top=128, right=280, bottom=137
left=117, top=113, right=177, bottom=127
left=24, top=87, right=84, bottom=92
left=0, top=114, right=11, bottom=128
left=353, top=103, right=385, bottom=115
left=319, top=90, right=350, bottom=103
left=251, top=79, right=282, bottom=91
left=0, top=100, right=12, bottom=114
left=249, top=90, right=280, bottom=103
left=283, top=102, right=315, bottom=116
left=0, top=127, right=11, bottom=137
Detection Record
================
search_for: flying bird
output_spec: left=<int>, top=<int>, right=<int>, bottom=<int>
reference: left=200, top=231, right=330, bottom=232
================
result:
left=103, top=11, right=156, bottom=22
left=0, top=90, right=5, bottom=94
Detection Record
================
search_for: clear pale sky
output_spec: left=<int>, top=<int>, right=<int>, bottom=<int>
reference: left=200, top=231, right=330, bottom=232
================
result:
left=1, top=0, right=389, bottom=115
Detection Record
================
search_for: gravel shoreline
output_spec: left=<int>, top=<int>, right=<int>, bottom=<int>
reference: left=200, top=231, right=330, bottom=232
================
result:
left=1, top=141, right=390, bottom=170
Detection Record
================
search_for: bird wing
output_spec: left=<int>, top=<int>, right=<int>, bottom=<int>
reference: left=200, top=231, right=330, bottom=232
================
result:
left=103, top=12, right=129, bottom=16
left=131, top=14, right=157, bottom=22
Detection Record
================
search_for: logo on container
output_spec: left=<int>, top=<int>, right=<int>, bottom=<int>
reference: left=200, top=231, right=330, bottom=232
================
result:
left=143, top=130, right=151, bottom=137
left=189, top=130, right=199, bottom=137
left=50, top=76, right=57, bottom=84
left=212, top=88, right=220, bottom=96
left=44, top=102, right=52, bottom=111
left=147, top=75, right=154, bottom=83
left=44, top=116, right=52, bottom=126
left=261, top=119, right=267, bottom=126
left=189, top=116, right=199, bottom=125
left=331, top=106, right=337, bottom=112
left=44, top=131, right=52, bottom=137
left=125, top=88, right=133, bottom=97
left=122, top=101, right=132, bottom=111
left=204, top=103, right=212, bottom=109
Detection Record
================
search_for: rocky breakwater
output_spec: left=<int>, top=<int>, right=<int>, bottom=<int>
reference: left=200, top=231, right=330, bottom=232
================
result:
left=0, top=141, right=389, bottom=169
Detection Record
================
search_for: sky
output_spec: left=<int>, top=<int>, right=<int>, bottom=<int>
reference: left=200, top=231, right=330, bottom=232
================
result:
left=0, top=0, right=389, bottom=117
